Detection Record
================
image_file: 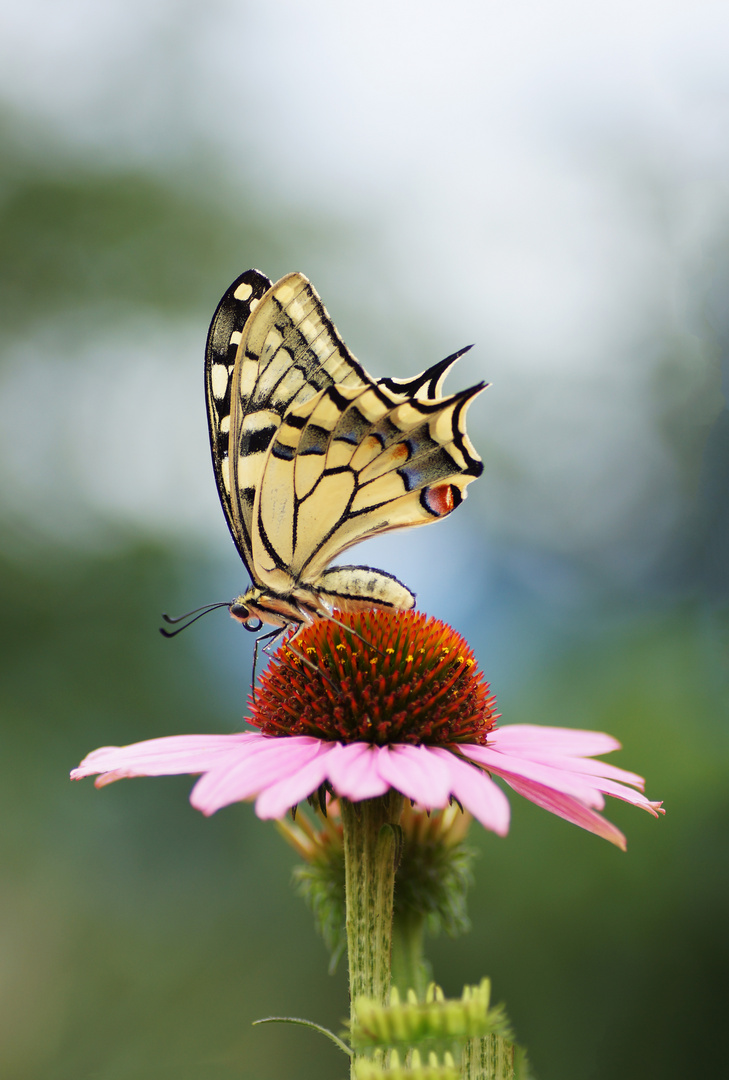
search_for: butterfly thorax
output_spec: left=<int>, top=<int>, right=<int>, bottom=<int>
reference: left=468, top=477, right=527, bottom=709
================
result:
left=229, top=586, right=328, bottom=631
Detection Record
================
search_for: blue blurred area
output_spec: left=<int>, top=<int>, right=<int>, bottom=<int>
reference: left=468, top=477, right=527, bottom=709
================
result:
left=1, top=4, right=728, bottom=1078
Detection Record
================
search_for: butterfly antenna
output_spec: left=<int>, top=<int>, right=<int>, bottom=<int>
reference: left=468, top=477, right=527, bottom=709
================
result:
left=159, top=602, right=230, bottom=638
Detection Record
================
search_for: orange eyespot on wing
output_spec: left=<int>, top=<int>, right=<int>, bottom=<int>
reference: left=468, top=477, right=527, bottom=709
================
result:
left=421, top=483, right=461, bottom=518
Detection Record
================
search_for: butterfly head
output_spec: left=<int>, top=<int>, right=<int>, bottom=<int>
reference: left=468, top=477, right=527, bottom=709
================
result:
left=229, top=587, right=300, bottom=633
left=229, top=596, right=263, bottom=632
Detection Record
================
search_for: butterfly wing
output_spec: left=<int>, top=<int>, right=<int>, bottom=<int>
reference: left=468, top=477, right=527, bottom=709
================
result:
left=251, top=369, right=484, bottom=598
left=207, top=270, right=485, bottom=618
left=377, top=345, right=474, bottom=399
left=206, top=271, right=373, bottom=577
left=205, top=269, right=273, bottom=572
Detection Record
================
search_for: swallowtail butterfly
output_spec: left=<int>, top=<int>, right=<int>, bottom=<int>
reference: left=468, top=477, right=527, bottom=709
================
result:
left=205, top=270, right=484, bottom=637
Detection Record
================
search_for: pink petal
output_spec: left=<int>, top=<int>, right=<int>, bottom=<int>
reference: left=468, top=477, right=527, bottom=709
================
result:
left=72, top=721, right=662, bottom=846
left=190, top=736, right=325, bottom=815
left=254, top=748, right=338, bottom=819
left=70, top=733, right=262, bottom=785
left=325, top=743, right=391, bottom=800
left=503, top=774, right=628, bottom=850
left=431, top=749, right=511, bottom=836
left=489, top=725, right=621, bottom=757
left=461, top=745, right=607, bottom=806
left=594, top=778, right=664, bottom=816
left=375, top=745, right=452, bottom=807
left=518, top=755, right=646, bottom=789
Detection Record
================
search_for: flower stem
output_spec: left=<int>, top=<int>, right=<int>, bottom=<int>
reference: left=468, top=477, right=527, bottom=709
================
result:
left=391, top=909, right=430, bottom=1000
left=341, top=793, right=404, bottom=1076
left=462, top=1034, right=517, bottom=1080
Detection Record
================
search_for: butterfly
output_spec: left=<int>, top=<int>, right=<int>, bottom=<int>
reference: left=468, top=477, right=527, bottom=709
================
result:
left=205, top=270, right=485, bottom=643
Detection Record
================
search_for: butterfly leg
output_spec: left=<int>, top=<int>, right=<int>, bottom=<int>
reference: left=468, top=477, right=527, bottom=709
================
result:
left=250, top=621, right=336, bottom=695
left=321, top=608, right=387, bottom=658
left=251, top=626, right=288, bottom=698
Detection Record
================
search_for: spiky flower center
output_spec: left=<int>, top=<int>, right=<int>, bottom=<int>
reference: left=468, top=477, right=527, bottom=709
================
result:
left=248, top=610, right=498, bottom=746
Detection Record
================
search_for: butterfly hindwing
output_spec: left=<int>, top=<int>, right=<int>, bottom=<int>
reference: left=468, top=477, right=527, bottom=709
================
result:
left=206, top=271, right=371, bottom=574
left=252, top=373, right=484, bottom=591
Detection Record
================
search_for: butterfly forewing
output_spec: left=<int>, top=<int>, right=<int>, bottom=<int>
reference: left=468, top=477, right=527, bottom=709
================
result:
left=225, top=274, right=380, bottom=574
left=205, top=269, right=273, bottom=572
left=240, top=274, right=370, bottom=412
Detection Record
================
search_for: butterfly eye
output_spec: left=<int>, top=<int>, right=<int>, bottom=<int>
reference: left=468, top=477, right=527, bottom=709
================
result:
left=229, top=602, right=250, bottom=621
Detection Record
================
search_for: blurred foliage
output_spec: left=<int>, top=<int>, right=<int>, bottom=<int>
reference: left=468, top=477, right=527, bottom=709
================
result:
left=0, top=113, right=328, bottom=342
left=0, top=114, right=353, bottom=1071
left=431, top=601, right=729, bottom=1080
left=1, top=110, right=727, bottom=1080
left=1, top=541, right=727, bottom=1080
left=0, top=167, right=248, bottom=328
left=0, top=544, right=349, bottom=1080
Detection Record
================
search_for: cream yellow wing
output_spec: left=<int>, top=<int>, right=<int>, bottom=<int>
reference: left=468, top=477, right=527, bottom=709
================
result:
left=250, top=371, right=484, bottom=602
left=206, top=271, right=372, bottom=580
left=207, top=269, right=485, bottom=628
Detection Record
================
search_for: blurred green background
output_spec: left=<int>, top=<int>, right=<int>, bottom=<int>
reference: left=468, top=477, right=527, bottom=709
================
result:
left=1, top=3, right=727, bottom=1078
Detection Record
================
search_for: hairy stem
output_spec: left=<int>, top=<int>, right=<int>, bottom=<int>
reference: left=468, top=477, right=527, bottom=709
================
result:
left=341, top=793, right=404, bottom=1076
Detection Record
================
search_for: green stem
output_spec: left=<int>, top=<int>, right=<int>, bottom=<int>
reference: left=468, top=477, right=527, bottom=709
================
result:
left=391, top=909, right=431, bottom=1000
left=341, top=793, right=404, bottom=1077
left=462, top=1034, right=516, bottom=1080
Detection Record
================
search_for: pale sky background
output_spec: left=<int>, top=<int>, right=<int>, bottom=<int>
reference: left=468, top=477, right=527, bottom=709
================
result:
left=0, top=0, right=727, bottom=616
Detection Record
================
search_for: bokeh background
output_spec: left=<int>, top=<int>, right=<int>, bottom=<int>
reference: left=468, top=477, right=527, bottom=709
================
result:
left=1, top=2, right=727, bottom=1078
